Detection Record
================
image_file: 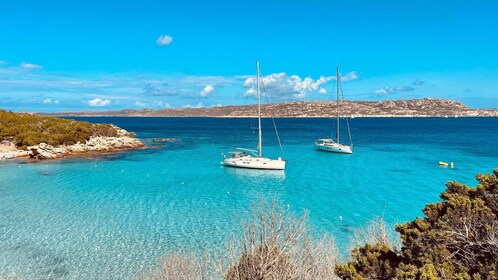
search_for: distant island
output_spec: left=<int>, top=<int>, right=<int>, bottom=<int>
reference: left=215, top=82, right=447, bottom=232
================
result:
left=0, top=110, right=144, bottom=160
left=47, top=98, right=497, bottom=118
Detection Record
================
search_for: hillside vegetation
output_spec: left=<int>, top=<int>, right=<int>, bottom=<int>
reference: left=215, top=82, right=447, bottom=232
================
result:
left=335, top=169, right=498, bottom=279
left=0, top=110, right=118, bottom=148
left=144, top=169, right=498, bottom=279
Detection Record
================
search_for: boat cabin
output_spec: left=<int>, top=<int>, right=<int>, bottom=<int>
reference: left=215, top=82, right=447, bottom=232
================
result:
left=227, top=151, right=249, bottom=158
left=316, top=138, right=336, bottom=146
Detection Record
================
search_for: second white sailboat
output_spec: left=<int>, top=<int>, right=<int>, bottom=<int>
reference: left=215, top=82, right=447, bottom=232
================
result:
left=315, top=65, right=353, bottom=154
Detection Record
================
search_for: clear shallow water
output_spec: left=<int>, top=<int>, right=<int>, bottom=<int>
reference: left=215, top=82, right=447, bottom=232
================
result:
left=1, top=117, right=497, bottom=279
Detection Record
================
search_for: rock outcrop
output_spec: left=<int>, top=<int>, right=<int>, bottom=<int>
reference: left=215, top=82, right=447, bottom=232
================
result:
left=1, top=130, right=144, bottom=161
left=0, top=141, right=29, bottom=160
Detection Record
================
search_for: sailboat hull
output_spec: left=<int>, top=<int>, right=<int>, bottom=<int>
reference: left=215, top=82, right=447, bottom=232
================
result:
left=222, top=156, right=286, bottom=170
left=315, top=141, right=353, bottom=154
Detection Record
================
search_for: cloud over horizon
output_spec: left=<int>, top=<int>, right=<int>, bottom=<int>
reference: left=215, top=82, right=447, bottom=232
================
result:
left=200, top=85, right=215, bottom=97
left=88, top=98, right=111, bottom=107
left=373, top=86, right=415, bottom=94
left=43, top=98, right=59, bottom=104
left=143, top=83, right=179, bottom=96
left=243, top=71, right=358, bottom=99
left=20, top=62, right=42, bottom=69
left=243, top=73, right=332, bottom=99
left=183, top=102, right=204, bottom=108
left=0, top=60, right=495, bottom=111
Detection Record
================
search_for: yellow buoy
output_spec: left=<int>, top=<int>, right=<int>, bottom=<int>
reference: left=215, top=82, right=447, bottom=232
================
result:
left=450, top=162, right=454, bottom=168
left=439, top=161, right=449, bottom=167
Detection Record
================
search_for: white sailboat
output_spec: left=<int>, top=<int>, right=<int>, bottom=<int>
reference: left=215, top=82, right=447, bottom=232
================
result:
left=315, top=66, right=353, bottom=154
left=222, top=61, right=286, bottom=170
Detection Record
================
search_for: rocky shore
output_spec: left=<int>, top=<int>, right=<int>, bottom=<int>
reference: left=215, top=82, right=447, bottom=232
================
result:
left=0, top=126, right=144, bottom=160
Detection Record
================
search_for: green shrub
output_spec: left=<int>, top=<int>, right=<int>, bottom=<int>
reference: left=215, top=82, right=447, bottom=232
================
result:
left=335, top=169, right=498, bottom=279
left=0, top=110, right=119, bottom=149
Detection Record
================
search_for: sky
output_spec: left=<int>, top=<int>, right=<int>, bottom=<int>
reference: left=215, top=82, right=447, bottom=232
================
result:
left=0, top=0, right=497, bottom=112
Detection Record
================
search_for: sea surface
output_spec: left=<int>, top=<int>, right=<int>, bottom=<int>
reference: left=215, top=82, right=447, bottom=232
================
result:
left=1, top=117, right=497, bottom=279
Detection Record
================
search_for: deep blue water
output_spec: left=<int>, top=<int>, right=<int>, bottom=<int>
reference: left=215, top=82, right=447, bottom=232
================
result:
left=1, top=117, right=497, bottom=279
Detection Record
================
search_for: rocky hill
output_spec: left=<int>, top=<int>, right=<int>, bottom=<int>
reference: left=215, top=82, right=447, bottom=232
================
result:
left=50, top=98, right=497, bottom=117
left=0, top=110, right=143, bottom=160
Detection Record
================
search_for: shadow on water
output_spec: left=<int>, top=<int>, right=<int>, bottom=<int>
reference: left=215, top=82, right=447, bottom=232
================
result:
left=340, top=224, right=355, bottom=233
left=142, top=137, right=194, bottom=151
left=390, top=168, right=413, bottom=173
left=38, top=171, right=56, bottom=176
left=3, top=242, right=70, bottom=279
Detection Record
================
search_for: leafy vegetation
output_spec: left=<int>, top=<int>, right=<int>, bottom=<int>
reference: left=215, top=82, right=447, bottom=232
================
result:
left=335, top=169, right=498, bottom=279
left=0, top=110, right=118, bottom=148
left=144, top=170, right=498, bottom=279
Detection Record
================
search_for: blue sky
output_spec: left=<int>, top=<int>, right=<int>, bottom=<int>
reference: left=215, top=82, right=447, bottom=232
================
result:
left=1, top=0, right=497, bottom=112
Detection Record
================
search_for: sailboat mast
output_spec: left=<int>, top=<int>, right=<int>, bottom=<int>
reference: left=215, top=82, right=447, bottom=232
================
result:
left=257, top=60, right=262, bottom=158
left=336, top=65, right=340, bottom=144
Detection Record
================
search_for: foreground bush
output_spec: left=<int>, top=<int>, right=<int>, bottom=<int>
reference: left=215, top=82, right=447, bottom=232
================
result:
left=223, top=200, right=339, bottom=280
left=335, top=169, right=498, bottom=279
left=144, top=252, right=210, bottom=280
left=146, top=200, right=339, bottom=280
left=0, top=110, right=118, bottom=148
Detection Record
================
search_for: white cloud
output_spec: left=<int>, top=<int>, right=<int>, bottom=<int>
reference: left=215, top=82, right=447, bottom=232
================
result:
left=242, top=71, right=359, bottom=99
left=373, top=88, right=388, bottom=94
left=373, top=86, right=415, bottom=94
left=243, top=73, right=334, bottom=99
left=154, top=100, right=171, bottom=108
left=156, top=35, right=173, bottom=46
left=134, top=101, right=147, bottom=107
left=199, top=84, right=215, bottom=97
left=413, top=79, right=425, bottom=86
left=342, top=71, right=359, bottom=81
left=20, top=62, right=42, bottom=69
left=43, top=98, right=59, bottom=104
left=88, top=98, right=111, bottom=107
left=183, top=102, right=204, bottom=108
left=212, top=103, right=222, bottom=107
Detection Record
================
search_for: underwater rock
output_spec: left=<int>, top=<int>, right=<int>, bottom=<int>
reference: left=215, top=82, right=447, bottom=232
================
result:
left=152, top=138, right=180, bottom=143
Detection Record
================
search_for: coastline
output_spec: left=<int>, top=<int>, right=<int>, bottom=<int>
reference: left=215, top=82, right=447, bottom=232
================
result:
left=49, top=114, right=497, bottom=118
left=43, top=99, right=498, bottom=118
left=0, top=127, right=144, bottom=161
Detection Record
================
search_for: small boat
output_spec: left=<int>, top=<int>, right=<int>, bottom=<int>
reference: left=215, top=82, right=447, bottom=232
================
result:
left=222, top=61, right=286, bottom=170
left=315, top=66, right=353, bottom=154
left=439, top=161, right=454, bottom=168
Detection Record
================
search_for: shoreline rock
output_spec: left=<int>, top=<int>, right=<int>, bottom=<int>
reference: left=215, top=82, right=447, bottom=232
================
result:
left=1, top=132, right=144, bottom=161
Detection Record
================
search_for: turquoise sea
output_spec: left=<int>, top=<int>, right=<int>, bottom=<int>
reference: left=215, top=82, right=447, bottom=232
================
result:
left=1, top=117, right=497, bottom=279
